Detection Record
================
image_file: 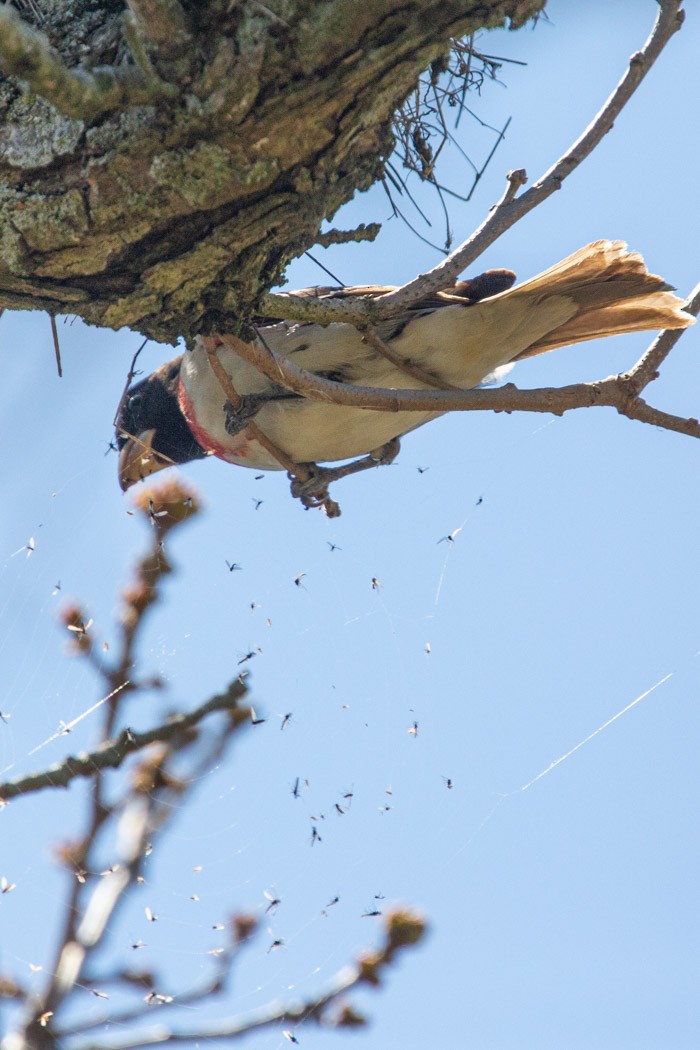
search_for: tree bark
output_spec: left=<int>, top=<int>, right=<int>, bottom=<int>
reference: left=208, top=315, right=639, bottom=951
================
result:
left=0, top=0, right=543, bottom=343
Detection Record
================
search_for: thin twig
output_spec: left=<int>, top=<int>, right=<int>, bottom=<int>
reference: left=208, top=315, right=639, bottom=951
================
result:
left=113, top=339, right=149, bottom=430
left=304, top=252, right=345, bottom=287
left=465, top=115, right=512, bottom=203
left=360, top=326, right=460, bottom=391
left=625, top=281, right=700, bottom=389
left=57, top=912, right=258, bottom=1038
left=209, top=335, right=402, bottom=516
left=204, top=339, right=309, bottom=479
left=67, top=910, right=425, bottom=1050
left=23, top=683, right=246, bottom=1039
left=381, top=177, right=448, bottom=256
left=50, top=313, right=62, bottom=378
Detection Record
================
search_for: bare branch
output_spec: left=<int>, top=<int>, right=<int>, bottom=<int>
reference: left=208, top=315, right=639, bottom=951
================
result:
left=464, top=116, right=513, bottom=203
left=113, top=340, right=149, bottom=432
left=204, top=339, right=309, bottom=478
left=24, top=786, right=155, bottom=1042
left=625, top=280, right=700, bottom=390
left=57, top=915, right=259, bottom=1039
left=218, top=290, right=700, bottom=439
left=70, top=910, right=426, bottom=1050
left=0, top=5, right=177, bottom=120
left=373, top=0, right=687, bottom=314
left=614, top=397, right=700, bottom=438
left=22, top=699, right=248, bottom=1041
left=204, top=337, right=351, bottom=515
left=3, top=480, right=205, bottom=1048
left=260, top=0, right=686, bottom=327
left=288, top=438, right=401, bottom=514
left=0, top=681, right=248, bottom=803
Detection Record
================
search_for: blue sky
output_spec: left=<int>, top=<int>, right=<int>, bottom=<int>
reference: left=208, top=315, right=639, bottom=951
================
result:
left=1, top=3, right=698, bottom=1047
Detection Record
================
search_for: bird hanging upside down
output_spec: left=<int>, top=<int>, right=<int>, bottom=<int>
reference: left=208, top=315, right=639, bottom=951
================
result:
left=117, top=241, right=693, bottom=492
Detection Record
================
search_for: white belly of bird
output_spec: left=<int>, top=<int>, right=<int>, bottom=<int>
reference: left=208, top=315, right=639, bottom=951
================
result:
left=179, top=293, right=577, bottom=470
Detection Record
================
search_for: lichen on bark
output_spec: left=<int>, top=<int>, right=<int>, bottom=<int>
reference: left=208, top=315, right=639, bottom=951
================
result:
left=0, top=0, right=544, bottom=343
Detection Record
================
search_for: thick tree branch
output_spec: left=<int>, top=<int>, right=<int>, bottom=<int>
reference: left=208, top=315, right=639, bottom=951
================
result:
left=0, top=1, right=542, bottom=340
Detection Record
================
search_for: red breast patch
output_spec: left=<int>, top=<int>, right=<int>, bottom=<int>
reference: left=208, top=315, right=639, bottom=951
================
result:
left=177, top=375, right=251, bottom=461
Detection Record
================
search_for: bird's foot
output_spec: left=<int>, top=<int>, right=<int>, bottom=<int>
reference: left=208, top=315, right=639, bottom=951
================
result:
left=289, top=467, right=340, bottom=516
left=368, top=437, right=401, bottom=465
left=289, top=439, right=401, bottom=517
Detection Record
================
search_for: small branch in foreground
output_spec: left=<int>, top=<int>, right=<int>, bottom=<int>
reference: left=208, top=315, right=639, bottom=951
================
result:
left=204, top=339, right=307, bottom=479
left=56, top=913, right=259, bottom=1039
left=360, top=325, right=460, bottom=391
left=495, top=166, right=529, bottom=207
left=12, top=479, right=255, bottom=1047
left=70, top=909, right=426, bottom=1050
left=8, top=480, right=202, bottom=1048
left=288, top=438, right=401, bottom=512
left=0, top=681, right=248, bottom=802
left=24, top=720, right=246, bottom=1046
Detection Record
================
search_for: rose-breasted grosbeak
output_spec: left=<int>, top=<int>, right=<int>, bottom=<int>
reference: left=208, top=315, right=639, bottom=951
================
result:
left=117, top=241, right=693, bottom=490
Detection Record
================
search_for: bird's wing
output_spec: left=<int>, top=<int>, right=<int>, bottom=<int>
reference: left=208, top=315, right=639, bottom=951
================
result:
left=254, top=269, right=517, bottom=343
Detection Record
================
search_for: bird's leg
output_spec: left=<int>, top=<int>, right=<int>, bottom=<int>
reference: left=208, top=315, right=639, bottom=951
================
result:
left=224, top=395, right=269, bottom=436
left=289, top=438, right=401, bottom=515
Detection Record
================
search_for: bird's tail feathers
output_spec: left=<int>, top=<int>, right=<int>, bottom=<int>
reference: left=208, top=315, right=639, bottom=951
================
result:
left=501, top=240, right=693, bottom=360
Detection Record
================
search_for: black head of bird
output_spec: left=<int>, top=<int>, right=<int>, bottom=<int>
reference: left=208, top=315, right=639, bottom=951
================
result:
left=117, top=358, right=207, bottom=490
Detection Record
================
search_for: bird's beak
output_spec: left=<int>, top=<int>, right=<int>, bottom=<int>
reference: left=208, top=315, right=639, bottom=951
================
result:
left=118, top=429, right=172, bottom=491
